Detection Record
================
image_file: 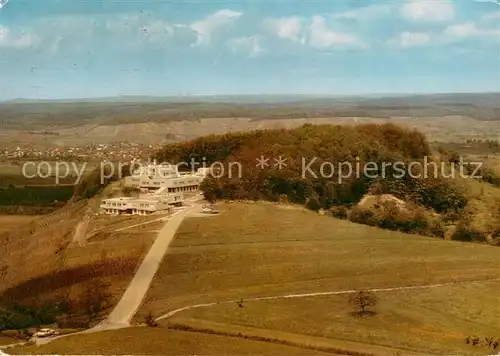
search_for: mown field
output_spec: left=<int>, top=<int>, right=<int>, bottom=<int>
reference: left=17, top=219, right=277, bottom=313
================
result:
left=131, top=202, right=500, bottom=355
left=0, top=193, right=160, bottom=333
left=0, top=215, right=39, bottom=234
left=166, top=279, right=500, bottom=355
left=0, top=162, right=92, bottom=187
left=10, top=328, right=330, bottom=355
left=16, top=201, right=499, bottom=355
left=138, top=203, right=498, bottom=317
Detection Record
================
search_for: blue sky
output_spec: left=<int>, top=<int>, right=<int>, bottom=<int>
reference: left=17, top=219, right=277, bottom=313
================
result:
left=0, top=0, right=499, bottom=99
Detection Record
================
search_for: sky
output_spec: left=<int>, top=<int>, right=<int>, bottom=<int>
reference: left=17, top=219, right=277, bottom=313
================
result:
left=0, top=0, right=499, bottom=100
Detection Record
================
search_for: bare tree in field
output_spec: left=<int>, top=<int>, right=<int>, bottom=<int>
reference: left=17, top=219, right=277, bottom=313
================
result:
left=349, top=290, right=378, bottom=316
left=80, top=279, right=111, bottom=321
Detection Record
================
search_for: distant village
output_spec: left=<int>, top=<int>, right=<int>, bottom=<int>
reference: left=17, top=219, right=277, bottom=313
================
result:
left=0, top=142, right=164, bottom=161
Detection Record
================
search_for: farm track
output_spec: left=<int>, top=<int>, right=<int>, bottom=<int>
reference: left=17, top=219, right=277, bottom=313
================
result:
left=155, top=277, right=500, bottom=321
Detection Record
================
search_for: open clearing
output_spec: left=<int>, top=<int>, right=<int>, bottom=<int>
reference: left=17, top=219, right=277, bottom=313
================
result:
left=166, top=279, right=500, bottom=355
left=138, top=202, right=498, bottom=318
left=0, top=215, right=39, bottom=233
left=0, top=202, right=159, bottom=321
left=8, top=202, right=500, bottom=355
left=133, top=202, right=498, bottom=355
left=9, top=328, right=329, bottom=355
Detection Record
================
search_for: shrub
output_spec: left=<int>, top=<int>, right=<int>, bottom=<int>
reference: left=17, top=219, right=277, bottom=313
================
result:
left=330, top=205, right=348, bottom=219
left=145, top=312, right=158, bottom=327
left=56, top=315, right=90, bottom=329
left=79, top=279, right=111, bottom=321
left=347, top=201, right=440, bottom=237
left=452, top=223, right=487, bottom=242
left=305, top=195, right=322, bottom=211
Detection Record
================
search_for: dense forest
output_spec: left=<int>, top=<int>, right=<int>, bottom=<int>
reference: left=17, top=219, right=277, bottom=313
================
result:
left=155, top=123, right=500, bottom=242
left=0, top=186, right=74, bottom=207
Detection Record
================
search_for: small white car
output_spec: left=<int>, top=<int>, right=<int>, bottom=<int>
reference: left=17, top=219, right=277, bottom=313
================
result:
left=33, top=328, right=58, bottom=338
left=202, top=205, right=219, bottom=214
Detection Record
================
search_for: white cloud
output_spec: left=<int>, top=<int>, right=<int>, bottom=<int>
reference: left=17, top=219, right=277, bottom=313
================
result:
left=444, top=21, right=500, bottom=38
left=482, top=11, right=500, bottom=20
left=401, top=0, right=455, bottom=21
left=140, top=21, right=174, bottom=43
left=265, top=17, right=304, bottom=43
left=227, top=36, right=263, bottom=57
left=331, top=4, right=392, bottom=20
left=386, top=21, right=499, bottom=49
left=472, top=0, right=500, bottom=5
left=0, top=0, right=8, bottom=9
left=106, top=15, right=174, bottom=44
left=190, top=9, right=242, bottom=46
left=308, top=16, right=367, bottom=49
left=387, top=31, right=431, bottom=48
left=0, top=25, right=39, bottom=48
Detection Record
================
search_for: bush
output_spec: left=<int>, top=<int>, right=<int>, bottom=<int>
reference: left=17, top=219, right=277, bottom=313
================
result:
left=452, top=223, right=487, bottom=242
left=347, top=201, right=440, bottom=237
left=145, top=313, right=158, bottom=327
left=330, top=206, right=348, bottom=219
left=305, top=195, right=322, bottom=211
left=56, top=315, right=90, bottom=329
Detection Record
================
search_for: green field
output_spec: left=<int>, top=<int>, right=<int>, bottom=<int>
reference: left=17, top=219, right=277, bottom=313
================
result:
left=167, top=279, right=500, bottom=355
left=138, top=203, right=498, bottom=316
left=9, top=202, right=500, bottom=355
left=0, top=186, right=74, bottom=206
left=0, top=161, right=97, bottom=188
left=134, top=202, right=498, bottom=355
left=10, top=328, right=330, bottom=355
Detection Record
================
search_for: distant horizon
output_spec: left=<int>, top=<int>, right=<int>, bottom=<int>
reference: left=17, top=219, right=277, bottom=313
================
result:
left=1, top=0, right=499, bottom=100
left=2, top=91, right=500, bottom=104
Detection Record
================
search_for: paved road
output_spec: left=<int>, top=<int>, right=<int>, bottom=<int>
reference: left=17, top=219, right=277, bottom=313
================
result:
left=34, top=197, right=203, bottom=345
left=97, top=201, right=202, bottom=329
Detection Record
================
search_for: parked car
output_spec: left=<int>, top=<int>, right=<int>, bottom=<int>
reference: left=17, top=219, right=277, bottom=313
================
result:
left=201, top=205, right=219, bottom=214
left=33, top=328, right=58, bottom=338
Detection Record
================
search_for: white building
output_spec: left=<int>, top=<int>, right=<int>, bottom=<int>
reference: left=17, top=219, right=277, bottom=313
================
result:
left=100, top=193, right=184, bottom=216
left=124, top=162, right=209, bottom=193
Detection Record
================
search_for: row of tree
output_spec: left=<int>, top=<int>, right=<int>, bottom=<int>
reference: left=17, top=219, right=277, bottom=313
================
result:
left=156, top=123, right=467, bottom=215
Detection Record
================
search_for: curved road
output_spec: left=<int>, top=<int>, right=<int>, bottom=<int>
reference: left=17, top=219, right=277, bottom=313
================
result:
left=92, top=199, right=203, bottom=331
left=21, top=194, right=499, bottom=349
left=155, top=277, right=500, bottom=321
left=33, top=198, right=203, bottom=347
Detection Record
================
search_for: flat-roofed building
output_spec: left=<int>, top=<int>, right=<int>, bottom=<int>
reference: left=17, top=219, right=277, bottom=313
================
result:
left=124, top=162, right=208, bottom=193
left=100, top=192, right=184, bottom=216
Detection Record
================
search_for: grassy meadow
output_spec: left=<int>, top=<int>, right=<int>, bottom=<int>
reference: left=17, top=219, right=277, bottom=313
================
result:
left=17, top=202, right=499, bottom=355
left=0, top=195, right=160, bottom=331
left=167, top=279, right=500, bottom=355
left=138, top=202, right=498, bottom=317
left=10, top=327, right=331, bottom=355
left=127, top=202, right=499, bottom=355
left=0, top=215, right=39, bottom=234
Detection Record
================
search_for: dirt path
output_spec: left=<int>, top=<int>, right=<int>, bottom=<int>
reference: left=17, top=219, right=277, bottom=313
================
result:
left=31, top=276, right=500, bottom=349
left=156, top=277, right=500, bottom=321
left=91, top=201, right=203, bottom=331
left=114, top=216, right=168, bottom=232
left=71, top=213, right=91, bottom=246
left=27, top=275, right=500, bottom=348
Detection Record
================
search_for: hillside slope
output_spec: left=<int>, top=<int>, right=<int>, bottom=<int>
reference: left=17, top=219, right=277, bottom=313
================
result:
left=0, top=183, right=154, bottom=329
left=155, top=123, right=500, bottom=244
